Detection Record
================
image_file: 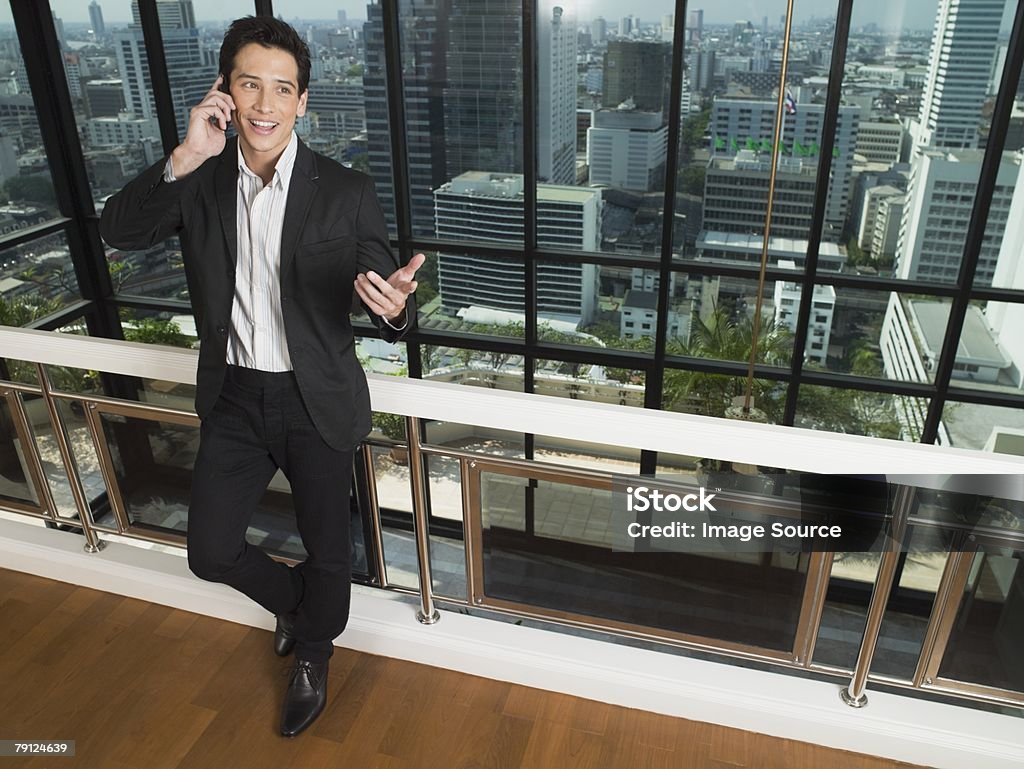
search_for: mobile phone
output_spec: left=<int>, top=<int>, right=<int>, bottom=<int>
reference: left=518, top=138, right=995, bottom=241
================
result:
left=209, top=73, right=230, bottom=129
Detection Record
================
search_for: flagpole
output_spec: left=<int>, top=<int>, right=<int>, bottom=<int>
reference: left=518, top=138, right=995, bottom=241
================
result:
left=739, top=0, right=795, bottom=417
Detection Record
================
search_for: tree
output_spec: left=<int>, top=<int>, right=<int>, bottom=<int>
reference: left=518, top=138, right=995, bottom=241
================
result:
left=679, top=106, right=711, bottom=160
left=678, top=165, right=706, bottom=196
left=662, top=304, right=791, bottom=419
left=120, top=314, right=190, bottom=347
left=5, top=174, right=55, bottom=204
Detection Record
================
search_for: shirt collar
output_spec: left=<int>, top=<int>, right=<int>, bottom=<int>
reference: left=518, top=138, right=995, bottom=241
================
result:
left=237, top=131, right=299, bottom=190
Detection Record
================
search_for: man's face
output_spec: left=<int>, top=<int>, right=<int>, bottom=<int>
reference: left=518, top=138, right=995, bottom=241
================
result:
left=228, top=42, right=307, bottom=163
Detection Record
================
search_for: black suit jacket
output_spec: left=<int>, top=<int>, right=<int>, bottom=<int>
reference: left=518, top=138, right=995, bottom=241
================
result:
left=99, top=136, right=412, bottom=451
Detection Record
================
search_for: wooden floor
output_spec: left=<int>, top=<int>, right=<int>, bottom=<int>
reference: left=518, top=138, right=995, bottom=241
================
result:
left=0, top=568, right=930, bottom=769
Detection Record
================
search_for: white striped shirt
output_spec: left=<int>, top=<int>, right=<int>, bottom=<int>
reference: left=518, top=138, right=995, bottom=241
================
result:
left=227, top=132, right=298, bottom=372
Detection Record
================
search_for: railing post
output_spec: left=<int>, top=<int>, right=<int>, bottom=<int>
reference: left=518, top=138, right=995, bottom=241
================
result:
left=34, top=364, right=105, bottom=553
left=840, top=483, right=914, bottom=707
left=406, top=416, right=439, bottom=624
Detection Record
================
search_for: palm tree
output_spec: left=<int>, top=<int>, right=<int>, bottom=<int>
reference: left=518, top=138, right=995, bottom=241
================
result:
left=663, top=304, right=791, bottom=420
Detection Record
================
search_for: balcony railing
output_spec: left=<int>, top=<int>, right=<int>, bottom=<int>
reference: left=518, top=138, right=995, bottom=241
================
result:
left=0, top=325, right=1022, bottom=712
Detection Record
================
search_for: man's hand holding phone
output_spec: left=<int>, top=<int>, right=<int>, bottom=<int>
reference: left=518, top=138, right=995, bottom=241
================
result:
left=168, top=74, right=235, bottom=180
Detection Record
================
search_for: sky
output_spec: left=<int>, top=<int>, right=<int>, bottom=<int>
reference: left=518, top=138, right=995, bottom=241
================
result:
left=31, top=0, right=1021, bottom=34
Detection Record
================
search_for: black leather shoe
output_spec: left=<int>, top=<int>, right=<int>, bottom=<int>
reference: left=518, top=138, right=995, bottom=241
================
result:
left=274, top=613, right=297, bottom=657
left=280, top=659, right=329, bottom=737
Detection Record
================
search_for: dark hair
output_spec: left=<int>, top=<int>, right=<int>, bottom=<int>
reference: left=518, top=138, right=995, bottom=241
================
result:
left=219, top=16, right=311, bottom=94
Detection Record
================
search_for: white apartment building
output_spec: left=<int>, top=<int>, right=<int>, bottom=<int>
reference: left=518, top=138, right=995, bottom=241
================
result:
left=773, top=261, right=835, bottom=366
left=855, top=120, right=903, bottom=165
left=586, top=108, right=668, bottom=192
left=435, top=173, right=601, bottom=324
left=895, top=149, right=1023, bottom=286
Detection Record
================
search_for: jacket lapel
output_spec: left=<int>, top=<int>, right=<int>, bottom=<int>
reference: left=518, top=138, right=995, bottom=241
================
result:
left=215, top=138, right=239, bottom=267
left=279, top=138, right=318, bottom=278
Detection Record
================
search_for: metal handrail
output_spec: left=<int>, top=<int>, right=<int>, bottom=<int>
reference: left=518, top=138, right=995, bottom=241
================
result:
left=1, top=325, right=1022, bottom=476
left=1, top=326, right=1023, bottom=711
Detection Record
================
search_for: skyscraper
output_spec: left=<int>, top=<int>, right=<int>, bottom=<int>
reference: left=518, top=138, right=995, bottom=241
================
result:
left=363, top=0, right=450, bottom=235
left=914, top=0, right=1009, bottom=152
left=602, top=41, right=670, bottom=113
left=444, top=0, right=522, bottom=180
left=538, top=2, right=577, bottom=184
left=89, top=1, right=106, bottom=36
left=116, top=1, right=215, bottom=140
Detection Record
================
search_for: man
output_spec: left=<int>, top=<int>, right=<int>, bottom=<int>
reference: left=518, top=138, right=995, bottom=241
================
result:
left=100, top=17, right=421, bottom=737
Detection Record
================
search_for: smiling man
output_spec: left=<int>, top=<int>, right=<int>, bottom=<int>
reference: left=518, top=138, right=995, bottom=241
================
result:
left=100, top=17, right=422, bottom=737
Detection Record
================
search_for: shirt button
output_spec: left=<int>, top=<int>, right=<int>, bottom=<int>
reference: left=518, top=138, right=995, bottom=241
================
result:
left=216, top=325, right=227, bottom=335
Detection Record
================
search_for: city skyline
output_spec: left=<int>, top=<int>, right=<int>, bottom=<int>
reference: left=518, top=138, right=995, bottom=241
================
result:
left=29, top=0, right=1019, bottom=32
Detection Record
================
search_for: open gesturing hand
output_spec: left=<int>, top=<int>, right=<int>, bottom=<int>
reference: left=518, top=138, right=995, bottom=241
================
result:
left=354, top=252, right=425, bottom=323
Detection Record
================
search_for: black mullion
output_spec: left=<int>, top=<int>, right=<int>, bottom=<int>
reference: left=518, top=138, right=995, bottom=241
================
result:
left=137, top=0, right=180, bottom=153
left=11, top=2, right=120, bottom=337
left=254, top=0, right=273, bottom=15
left=646, top=0, right=689, bottom=411
left=921, top=3, right=1024, bottom=444
left=797, top=370, right=935, bottom=399
left=25, top=300, right=93, bottom=332
left=783, top=0, right=853, bottom=426
left=944, top=387, right=1024, bottom=410
left=0, top=219, right=70, bottom=251
left=379, top=0, right=412, bottom=244
left=522, top=0, right=538, bottom=349
left=379, top=0, right=420, bottom=379
left=970, top=286, right=1024, bottom=303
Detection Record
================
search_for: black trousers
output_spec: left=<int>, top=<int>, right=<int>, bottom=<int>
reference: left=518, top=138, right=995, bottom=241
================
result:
left=187, top=365, right=354, bottom=663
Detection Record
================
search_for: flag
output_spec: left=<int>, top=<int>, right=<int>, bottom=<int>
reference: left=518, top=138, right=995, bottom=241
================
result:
left=784, top=90, right=797, bottom=115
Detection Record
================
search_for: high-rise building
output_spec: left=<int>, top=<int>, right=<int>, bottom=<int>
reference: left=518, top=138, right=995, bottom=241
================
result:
left=538, top=3, right=577, bottom=184
left=913, top=0, right=1009, bottom=152
left=687, top=9, right=703, bottom=44
left=130, top=0, right=196, bottom=29
left=855, top=120, right=904, bottom=165
left=363, top=0, right=449, bottom=235
left=661, top=15, right=674, bottom=43
left=444, top=0, right=522, bottom=181
left=858, top=185, right=904, bottom=252
left=86, top=79, right=126, bottom=118
left=116, top=1, right=215, bottom=139
left=89, top=1, right=106, bottom=36
left=587, top=108, right=667, bottom=192
left=435, top=172, right=601, bottom=323
left=618, top=16, right=633, bottom=38
left=709, top=97, right=860, bottom=239
left=51, top=12, right=66, bottom=50
left=592, top=17, right=607, bottom=45
left=895, top=149, right=1022, bottom=286
left=603, top=41, right=670, bottom=113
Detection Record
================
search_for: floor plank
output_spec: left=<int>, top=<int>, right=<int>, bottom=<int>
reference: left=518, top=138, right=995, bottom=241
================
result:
left=0, top=568, right=934, bottom=769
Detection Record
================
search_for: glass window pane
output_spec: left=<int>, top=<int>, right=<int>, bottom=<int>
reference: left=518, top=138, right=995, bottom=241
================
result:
left=937, top=544, right=1024, bottom=692
left=1, top=232, right=80, bottom=318
left=422, top=344, right=525, bottom=393
left=795, top=384, right=913, bottom=441
left=943, top=299, right=1024, bottom=396
left=478, top=470, right=808, bottom=651
left=535, top=356, right=645, bottom=409
left=377, top=1, right=522, bottom=237
left=668, top=270, right=795, bottom=366
left=0, top=395, right=38, bottom=506
left=427, top=250, right=526, bottom=336
left=663, top=371, right=785, bottom=423
left=941, top=402, right=1024, bottom=455
left=676, top=2, right=844, bottom=266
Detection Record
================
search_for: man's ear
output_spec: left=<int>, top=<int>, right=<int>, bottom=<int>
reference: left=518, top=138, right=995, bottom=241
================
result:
left=297, top=89, right=308, bottom=117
